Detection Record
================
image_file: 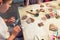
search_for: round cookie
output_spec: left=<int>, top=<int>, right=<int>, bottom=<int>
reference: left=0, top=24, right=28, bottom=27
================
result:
left=22, top=15, right=27, bottom=20
left=26, top=18, right=35, bottom=24
left=49, top=24, right=58, bottom=31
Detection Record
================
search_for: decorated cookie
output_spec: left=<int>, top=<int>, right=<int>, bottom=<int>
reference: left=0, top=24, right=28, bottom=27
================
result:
left=22, top=15, right=27, bottom=20
left=55, top=13, right=60, bottom=19
left=26, top=18, right=34, bottom=24
left=29, top=18, right=35, bottom=23
left=45, top=14, right=50, bottom=19
left=49, top=13, right=55, bottom=18
left=36, top=9, right=39, bottom=12
left=49, top=24, right=58, bottom=31
left=40, top=9, right=45, bottom=12
left=42, top=16, right=47, bottom=20
left=38, top=22, right=44, bottom=27
left=48, top=8, right=53, bottom=12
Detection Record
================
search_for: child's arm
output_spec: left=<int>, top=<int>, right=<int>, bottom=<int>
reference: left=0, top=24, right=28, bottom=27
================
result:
left=8, top=25, right=21, bottom=40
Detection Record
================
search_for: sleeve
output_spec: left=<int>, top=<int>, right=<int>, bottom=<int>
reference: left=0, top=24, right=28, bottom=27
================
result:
left=0, top=16, right=10, bottom=39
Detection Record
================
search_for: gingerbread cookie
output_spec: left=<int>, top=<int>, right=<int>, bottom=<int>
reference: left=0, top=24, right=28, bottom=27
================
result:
left=55, top=13, right=60, bottom=19
left=38, top=22, right=44, bottom=27
left=45, top=14, right=50, bottom=19
left=22, top=15, right=27, bottom=20
left=49, top=13, right=55, bottom=18
left=26, top=18, right=35, bottom=24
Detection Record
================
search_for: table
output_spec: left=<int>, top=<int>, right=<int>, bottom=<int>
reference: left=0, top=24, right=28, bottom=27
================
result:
left=18, top=1, right=60, bottom=40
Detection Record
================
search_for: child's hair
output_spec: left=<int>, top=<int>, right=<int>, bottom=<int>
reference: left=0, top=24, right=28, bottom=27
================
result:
left=3, top=0, right=12, bottom=3
left=0, top=0, right=2, bottom=2
left=0, top=0, right=3, bottom=4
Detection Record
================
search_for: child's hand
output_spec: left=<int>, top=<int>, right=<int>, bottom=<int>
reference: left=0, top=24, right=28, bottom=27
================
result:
left=8, top=25, right=21, bottom=40
left=4, top=17, right=16, bottom=24
left=8, top=17, right=16, bottom=23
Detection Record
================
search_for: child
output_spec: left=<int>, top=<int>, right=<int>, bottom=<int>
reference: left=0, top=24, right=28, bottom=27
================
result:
left=0, top=0, right=21, bottom=40
left=0, top=0, right=12, bottom=13
left=0, top=0, right=12, bottom=39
